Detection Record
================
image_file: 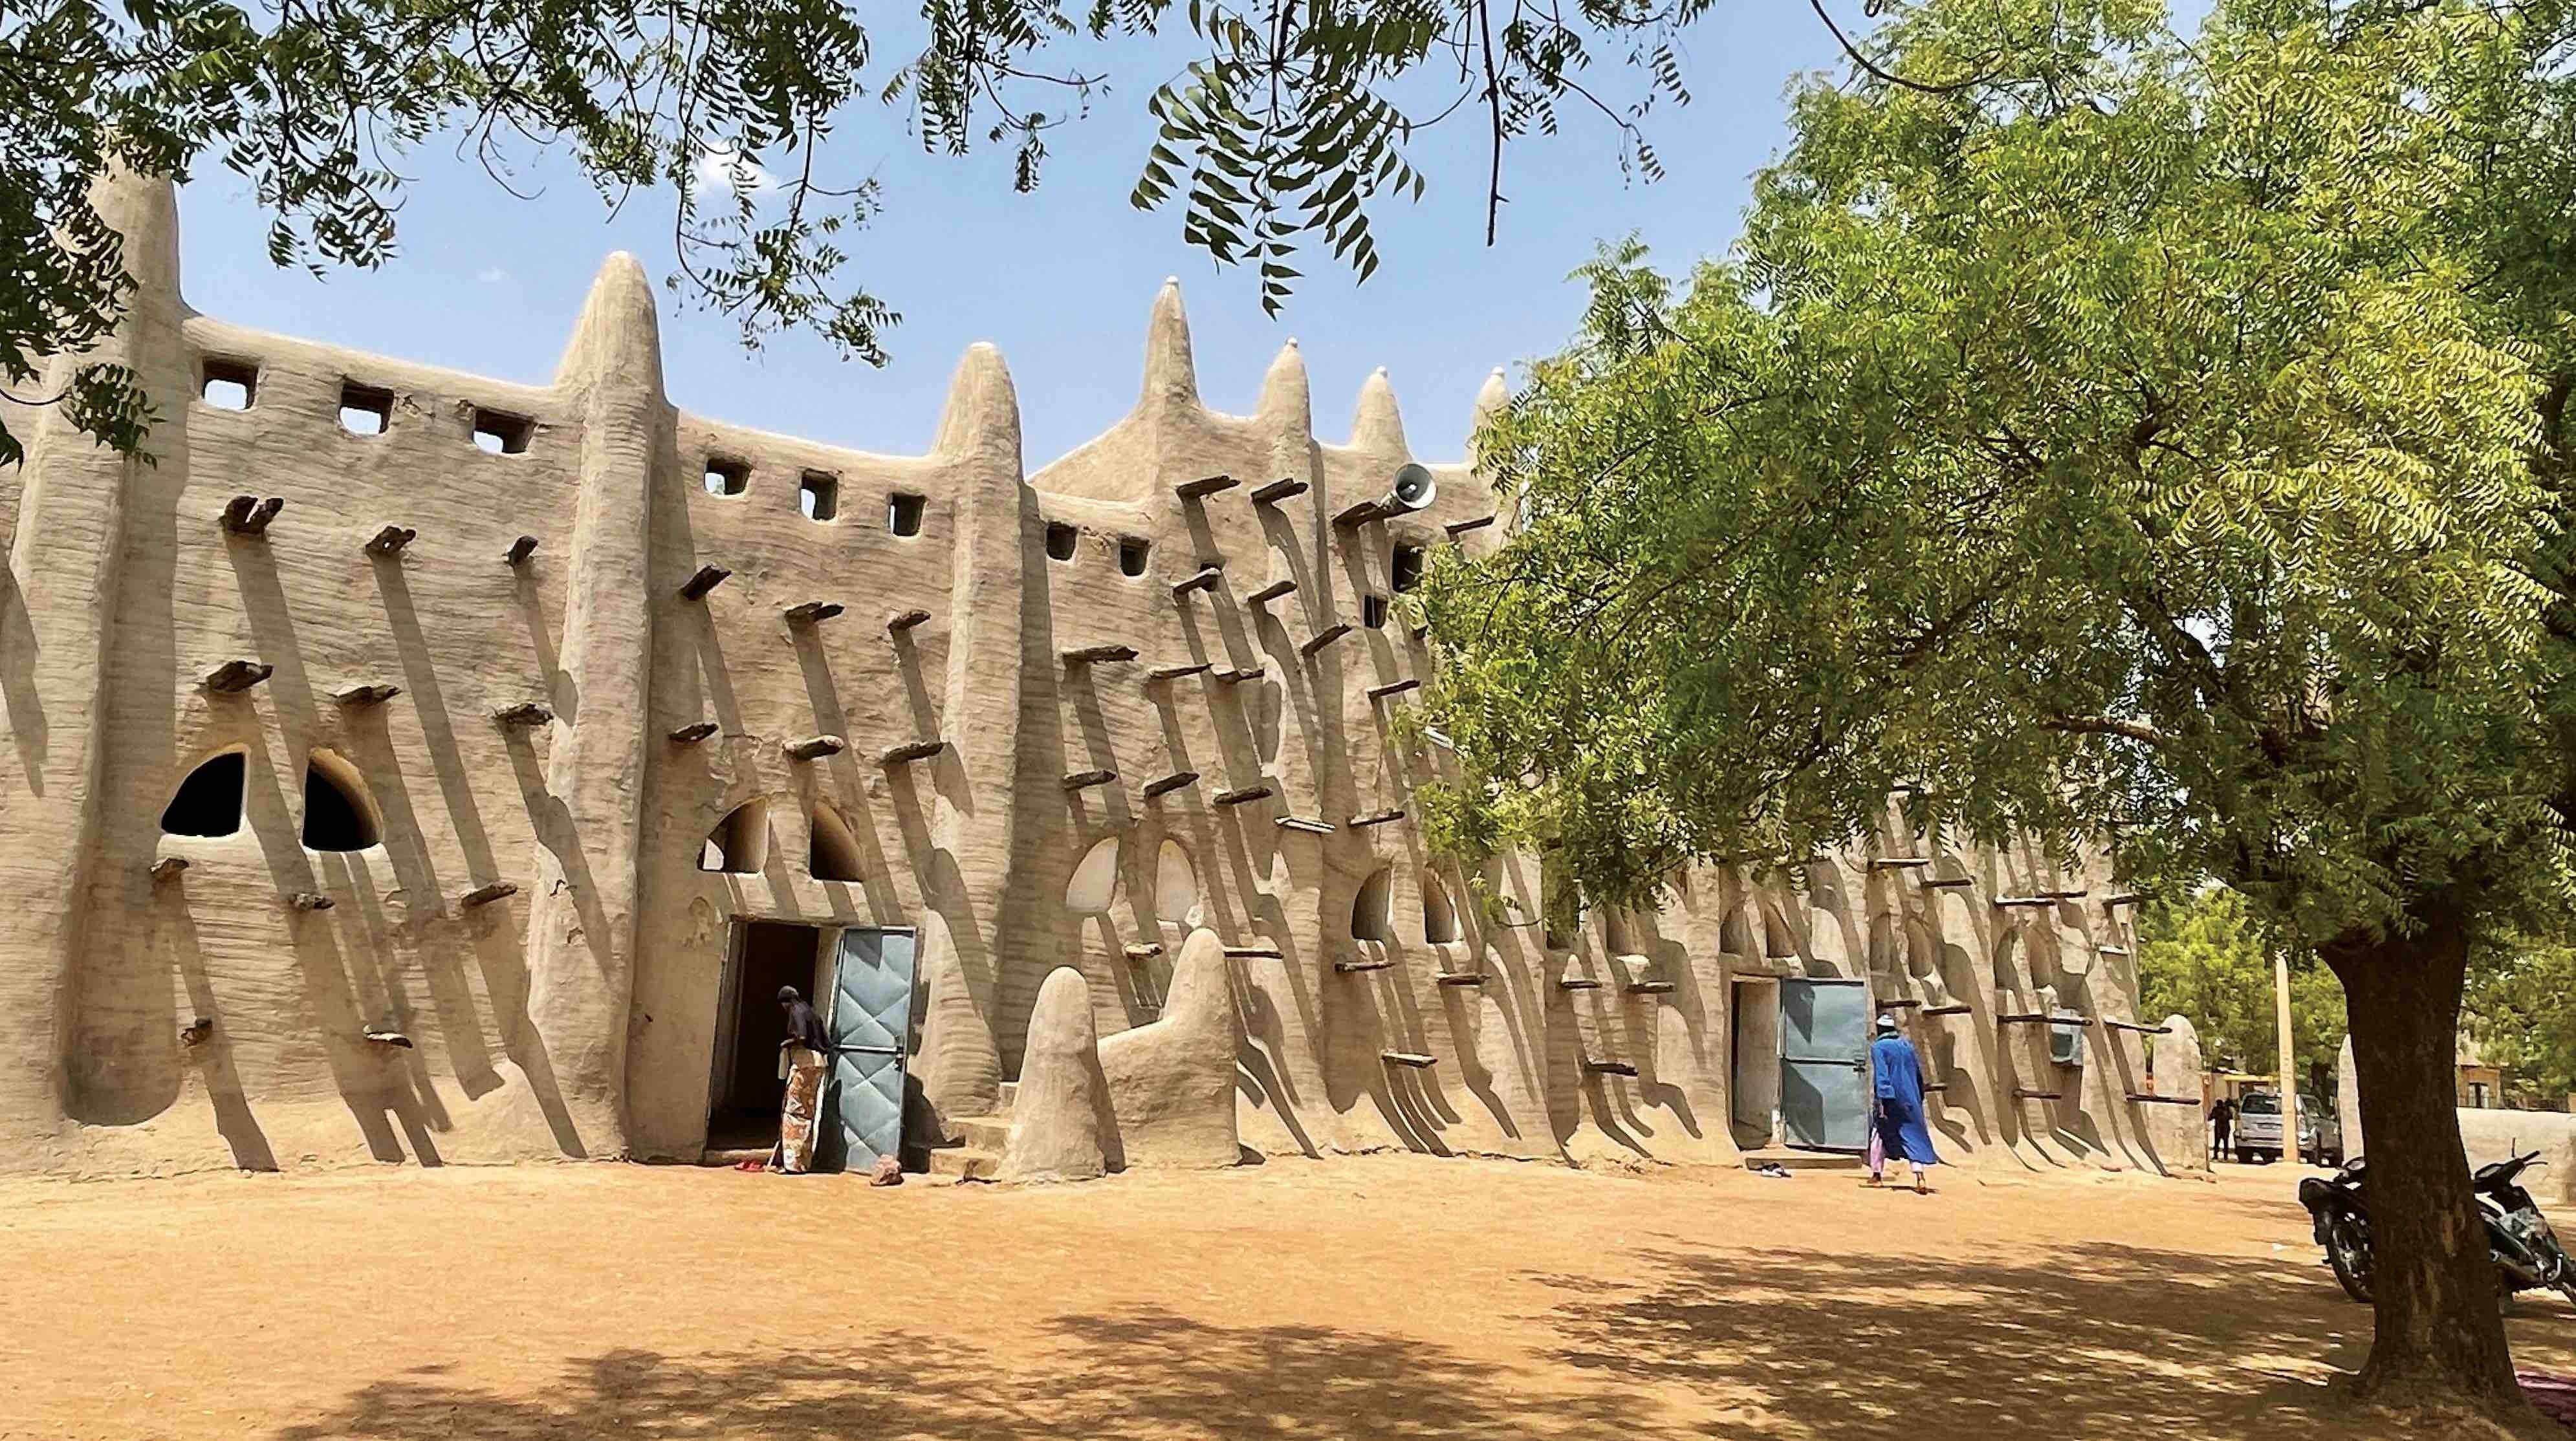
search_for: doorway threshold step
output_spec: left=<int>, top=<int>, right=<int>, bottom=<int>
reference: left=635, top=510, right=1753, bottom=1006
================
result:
left=926, top=1146, right=1001, bottom=1180
left=951, top=1116, right=1012, bottom=1153
left=1741, top=1148, right=1867, bottom=1172
left=697, top=1146, right=775, bottom=1167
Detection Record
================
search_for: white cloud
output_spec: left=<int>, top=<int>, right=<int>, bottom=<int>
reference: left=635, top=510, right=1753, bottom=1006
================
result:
left=477, top=267, right=508, bottom=284
left=692, top=147, right=779, bottom=199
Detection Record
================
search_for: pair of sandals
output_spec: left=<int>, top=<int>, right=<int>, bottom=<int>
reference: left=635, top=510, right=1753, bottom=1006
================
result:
left=1751, top=1162, right=1793, bottom=1179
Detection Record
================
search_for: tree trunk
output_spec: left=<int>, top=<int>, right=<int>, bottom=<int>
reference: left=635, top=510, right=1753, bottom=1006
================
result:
left=2320, top=899, right=2529, bottom=1420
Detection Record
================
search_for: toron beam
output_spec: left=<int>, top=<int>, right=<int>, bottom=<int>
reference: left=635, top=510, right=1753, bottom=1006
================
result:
left=1170, top=567, right=1223, bottom=598
left=362, top=1030, right=415, bottom=1048
left=2102, top=1019, right=2173, bottom=1035
left=1174, top=474, right=1239, bottom=499
left=1921, top=876, right=1978, bottom=888
left=1435, top=973, right=1487, bottom=986
left=2103, top=891, right=2146, bottom=907
left=667, top=722, right=719, bottom=744
left=1142, top=771, right=1199, bottom=799
left=1332, top=500, right=1385, bottom=529
left=1062, top=769, right=1119, bottom=790
left=364, top=525, right=416, bottom=557
left=1444, top=514, right=1497, bottom=537
left=1213, top=785, right=1274, bottom=807
left=1584, top=1059, right=1640, bottom=1077
left=493, top=702, right=555, bottom=728
left=219, top=495, right=284, bottom=535
left=1224, top=946, right=1283, bottom=959
left=1275, top=818, right=1335, bottom=834
left=1381, top=1052, right=1436, bottom=1068
left=2013, top=1089, right=2064, bottom=1101
left=1336, top=959, right=1395, bottom=973
left=461, top=882, right=519, bottom=908
left=678, top=564, right=731, bottom=600
left=1347, top=808, right=1406, bottom=828
left=1250, top=477, right=1309, bottom=504
left=1124, top=944, right=1165, bottom=960
left=878, top=739, right=948, bottom=764
left=886, top=608, right=933, bottom=633
left=1868, top=856, right=1931, bottom=869
left=1062, top=644, right=1140, bottom=665
left=504, top=535, right=540, bottom=566
left=1624, top=981, right=1677, bottom=995
left=203, top=660, right=273, bottom=693
left=1365, top=678, right=1421, bottom=700
left=1299, top=624, right=1352, bottom=658
left=2040, top=888, right=2090, bottom=900
left=1923, top=1004, right=1974, bottom=1016
left=1992, top=896, right=2057, bottom=908
left=784, top=601, right=845, bottom=626
left=1217, top=666, right=1266, bottom=684
left=1558, top=977, right=1604, bottom=990
left=785, top=735, right=848, bottom=761
left=1148, top=662, right=1214, bottom=682
left=334, top=684, right=401, bottom=708
left=149, top=857, right=189, bottom=881
left=289, top=891, right=334, bottom=912
left=1248, top=580, right=1297, bottom=605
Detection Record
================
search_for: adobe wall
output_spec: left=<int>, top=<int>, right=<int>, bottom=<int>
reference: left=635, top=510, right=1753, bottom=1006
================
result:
left=0, top=174, right=2184, bottom=1179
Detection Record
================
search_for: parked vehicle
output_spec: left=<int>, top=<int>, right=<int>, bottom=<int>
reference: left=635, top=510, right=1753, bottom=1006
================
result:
left=2236, top=1090, right=2287, bottom=1164
left=2303, top=1095, right=2343, bottom=1167
left=2298, top=1151, right=2576, bottom=1307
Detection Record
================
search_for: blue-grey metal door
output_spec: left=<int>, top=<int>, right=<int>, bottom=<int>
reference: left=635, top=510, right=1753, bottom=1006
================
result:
left=820, top=927, right=915, bottom=1173
left=1780, top=977, right=1870, bottom=1151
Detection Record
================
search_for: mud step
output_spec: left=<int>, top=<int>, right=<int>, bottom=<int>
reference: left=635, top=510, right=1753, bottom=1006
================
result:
left=953, top=1116, right=1012, bottom=1153
left=997, top=1081, right=1018, bottom=1112
left=1742, top=1148, right=1868, bottom=1172
left=697, top=1146, right=773, bottom=1167
left=927, top=1146, right=1000, bottom=1180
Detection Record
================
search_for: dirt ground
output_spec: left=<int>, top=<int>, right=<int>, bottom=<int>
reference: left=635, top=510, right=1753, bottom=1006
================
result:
left=5, top=1153, right=2573, bottom=1441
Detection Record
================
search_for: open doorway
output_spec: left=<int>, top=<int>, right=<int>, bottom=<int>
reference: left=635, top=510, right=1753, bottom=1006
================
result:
left=1730, top=978, right=1782, bottom=1150
left=706, top=920, right=829, bottom=1154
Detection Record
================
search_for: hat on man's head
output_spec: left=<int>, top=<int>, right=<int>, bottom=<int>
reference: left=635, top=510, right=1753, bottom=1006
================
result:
left=1875, top=1013, right=1899, bottom=1032
left=777, top=986, right=802, bottom=1004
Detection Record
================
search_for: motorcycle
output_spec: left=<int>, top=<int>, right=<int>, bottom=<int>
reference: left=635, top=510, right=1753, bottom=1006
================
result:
left=2300, top=1151, right=2576, bottom=1307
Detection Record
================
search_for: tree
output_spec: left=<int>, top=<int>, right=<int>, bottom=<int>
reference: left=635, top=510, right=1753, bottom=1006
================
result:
left=2137, top=885, right=2346, bottom=1085
left=0, top=0, right=1716, bottom=467
left=1417, top=0, right=2576, bottom=1422
left=2465, top=937, right=2576, bottom=1106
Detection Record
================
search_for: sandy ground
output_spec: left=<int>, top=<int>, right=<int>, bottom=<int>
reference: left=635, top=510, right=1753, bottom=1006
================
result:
left=3, top=1154, right=2573, bottom=1440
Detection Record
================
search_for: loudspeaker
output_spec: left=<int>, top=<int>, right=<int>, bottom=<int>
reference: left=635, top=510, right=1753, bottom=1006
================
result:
left=1383, top=463, right=1437, bottom=514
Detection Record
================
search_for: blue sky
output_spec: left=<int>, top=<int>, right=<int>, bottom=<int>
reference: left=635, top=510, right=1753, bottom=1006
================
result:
left=175, top=10, right=1847, bottom=470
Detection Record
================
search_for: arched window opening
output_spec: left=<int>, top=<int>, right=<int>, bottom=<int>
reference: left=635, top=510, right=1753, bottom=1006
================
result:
left=1422, top=870, right=1461, bottom=944
left=1155, top=840, right=1201, bottom=928
left=1351, top=867, right=1392, bottom=941
left=701, top=799, right=770, bottom=874
left=161, top=751, right=245, bottom=838
left=1065, top=835, right=1121, bottom=913
left=809, top=806, right=864, bottom=882
left=301, top=750, right=380, bottom=852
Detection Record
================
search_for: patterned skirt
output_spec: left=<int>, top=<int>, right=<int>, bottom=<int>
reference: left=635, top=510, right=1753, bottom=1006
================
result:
left=778, top=1048, right=828, bottom=1174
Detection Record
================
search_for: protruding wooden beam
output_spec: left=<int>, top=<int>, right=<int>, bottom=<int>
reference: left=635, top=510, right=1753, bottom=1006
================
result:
left=1923, top=1003, right=1974, bottom=1016
left=1225, top=945, right=1283, bottom=959
left=335, top=684, right=401, bottom=708
left=461, top=881, right=519, bottom=908
left=1217, top=666, right=1266, bottom=684
left=1062, top=644, right=1140, bottom=666
left=785, top=601, right=844, bottom=626
left=494, top=702, right=554, bottom=729
left=1332, top=499, right=1385, bottom=529
left=2013, top=1089, right=2064, bottom=1101
left=1336, top=959, right=1395, bottom=973
left=1445, top=514, right=1498, bottom=537
left=887, top=607, right=933, bottom=633
left=1275, top=817, right=1335, bottom=834
left=364, top=525, right=417, bottom=557
left=2103, top=1018, right=2172, bottom=1035
left=1624, top=981, right=1677, bottom=995
left=1921, top=876, right=1978, bottom=889
left=2103, top=891, right=2146, bottom=907
left=879, top=739, right=948, bottom=764
left=1381, top=1051, right=1436, bottom=1068
left=785, top=735, right=847, bottom=761
left=179, top=1017, right=212, bottom=1047
left=1148, top=662, right=1213, bottom=682
left=1868, top=856, right=1931, bottom=870
left=1214, top=785, right=1274, bottom=807
left=1437, top=973, right=1487, bottom=986
left=1347, top=808, right=1407, bottom=828
left=1174, top=473, right=1239, bottom=500
left=1142, top=771, right=1199, bottom=799
left=2040, top=888, right=2090, bottom=900
left=1992, top=896, right=2057, bottom=908
left=1248, top=580, right=1297, bottom=605
left=1584, top=1059, right=1640, bottom=1077
left=150, top=856, right=190, bottom=882
left=1124, top=943, right=1165, bottom=960
left=1170, top=566, right=1223, bottom=598
left=204, top=660, right=273, bottom=693
left=1881, top=998, right=1925, bottom=1009
left=219, top=495, right=283, bottom=536
left=679, top=564, right=731, bottom=601
left=289, top=891, right=334, bottom=913
left=504, top=535, right=540, bottom=566
left=1299, top=624, right=1352, bottom=658
left=1558, top=977, right=1604, bottom=990
left=668, top=721, right=719, bottom=744
left=2097, top=944, right=2134, bottom=957
left=1062, top=768, right=1118, bottom=790
left=363, top=1029, right=415, bottom=1048
left=1250, top=477, right=1309, bottom=504
left=1366, top=678, right=1421, bottom=700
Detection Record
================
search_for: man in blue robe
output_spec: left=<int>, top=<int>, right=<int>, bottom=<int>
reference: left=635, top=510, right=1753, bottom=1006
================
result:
left=1868, top=1013, right=1940, bottom=1193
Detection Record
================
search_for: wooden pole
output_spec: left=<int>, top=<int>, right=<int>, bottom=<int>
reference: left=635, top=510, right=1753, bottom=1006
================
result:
left=2275, top=948, right=2300, bottom=1158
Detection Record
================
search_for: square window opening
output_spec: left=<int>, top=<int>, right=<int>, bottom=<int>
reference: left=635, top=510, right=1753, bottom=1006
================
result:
left=704, top=457, right=750, bottom=497
left=1045, top=522, right=1078, bottom=562
left=201, top=358, right=258, bottom=411
left=888, top=492, right=926, bottom=536
left=338, top=383, right=393, bottom=436
left=800, top=471, right=839, bottom=521
left=1362, top=594, right=1390, bottom=629
left=472, top=408, right=534, bottom=455
left=1392, top=545, right=1426, bottom=593
left=1119, top=537, right=1150, bottom=576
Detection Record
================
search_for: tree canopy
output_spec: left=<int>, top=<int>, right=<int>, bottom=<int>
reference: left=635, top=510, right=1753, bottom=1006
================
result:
left=2135, top=885, right=2346, bottom=1085
left=1, top=0, right=1716, bottom=466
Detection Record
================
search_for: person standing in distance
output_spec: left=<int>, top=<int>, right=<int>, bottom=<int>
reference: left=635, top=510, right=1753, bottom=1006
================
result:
left=1866, top=1014, right=1940, bottom=1194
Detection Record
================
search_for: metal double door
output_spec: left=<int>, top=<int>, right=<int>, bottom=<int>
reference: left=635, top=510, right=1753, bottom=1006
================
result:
left=1780, top=977, right=1871, bottom=1152
left=819, top=927, right=916, bottom=1173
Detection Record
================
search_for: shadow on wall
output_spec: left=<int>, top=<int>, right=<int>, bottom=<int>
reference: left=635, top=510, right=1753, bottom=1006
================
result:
left=271, top=1307, right=1654, bottom=1441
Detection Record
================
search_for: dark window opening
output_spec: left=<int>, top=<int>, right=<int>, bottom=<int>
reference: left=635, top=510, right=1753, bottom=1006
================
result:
left=160, top=753, right=245, bottom=838
left=472, top=408, right=534, bottom=455
left=301, top=753, right=380, bottom=852
left=800, top=471, right=839, bottom=521
left=704, top=458, right=750, bottom=496
left=701, top=799, right=769, bottom=874
left=1119, top=537, right=1150, bottom=576
left=201, top=358, right=258, bottom=411
left=339, top=382, right=393, bottom=435
left=810, top=807, right=864, bottom=882
left=1352, top=867, right=1392, bottom=940
left=1392, top=545, right=1426, bottom=592
left=1045, top=522, right=1078, bottom=562
left=1423, top=871, right=1461, bottom=942
left=1362, top=594, right=1390, bottom=629
left=710, top=920, right=825, bottom=1145
left=888, top=492, right=926, bottom=536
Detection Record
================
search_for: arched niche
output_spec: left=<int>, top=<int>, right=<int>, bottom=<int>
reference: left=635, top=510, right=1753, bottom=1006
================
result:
left=161, top=749, right=246, bottom=838
left=1351, top=866, right=1392, bottom=941
left=301, top=748, right=382, bottom=852
left=1155, top=840, right=1201, bottom=927
left=1065, top=835, right=1122, bottom=913
left=1422, top=869, right=1461, bottom=944
left=701, top=798, right=770, bottom=874
left=809, top=806, right=864, bottom=882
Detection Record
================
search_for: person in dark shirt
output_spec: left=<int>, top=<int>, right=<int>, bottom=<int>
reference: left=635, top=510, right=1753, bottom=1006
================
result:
left=773, top=986, right=832, bottom=1173
left=2210, top=1095, right=2237, bottom=1162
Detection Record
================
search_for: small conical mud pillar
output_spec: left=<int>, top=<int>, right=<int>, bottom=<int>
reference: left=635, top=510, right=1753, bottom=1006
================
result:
left=999, top=968, right=1112, bottom=1182
left=1098, top=927, right=1241, bottom=1167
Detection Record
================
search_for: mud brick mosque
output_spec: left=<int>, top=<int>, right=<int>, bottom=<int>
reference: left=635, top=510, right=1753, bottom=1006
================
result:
left=0, top=175, right=2209, bottom=1178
